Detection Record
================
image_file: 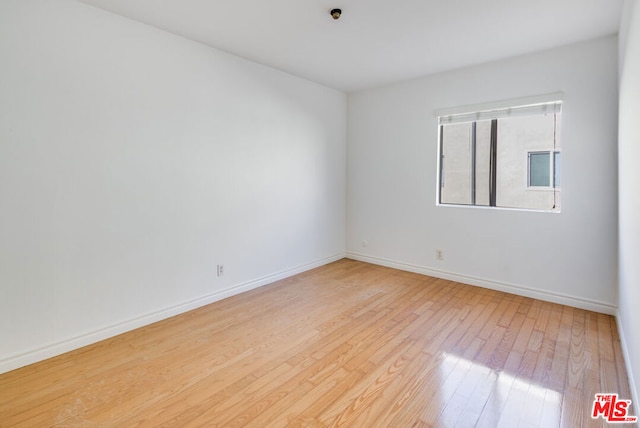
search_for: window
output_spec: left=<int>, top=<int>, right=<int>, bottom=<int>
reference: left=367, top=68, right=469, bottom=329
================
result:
left=437, top=100, right=562, bottom=211
left=528, top=151, right=560, bottom=188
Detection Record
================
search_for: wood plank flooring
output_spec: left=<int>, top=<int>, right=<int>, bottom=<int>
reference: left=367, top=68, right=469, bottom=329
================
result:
left=0, top=259, right=635, bottom=427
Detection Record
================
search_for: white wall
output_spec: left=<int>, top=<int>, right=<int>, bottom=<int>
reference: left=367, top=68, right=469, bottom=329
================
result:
left=0, top=0, right=346, bottom=373
left=347, top=36, right=619, bottom=314
left=618, top=0, right=640, bottom=409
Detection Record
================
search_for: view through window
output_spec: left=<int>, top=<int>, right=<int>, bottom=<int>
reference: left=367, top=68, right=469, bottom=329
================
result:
left=438, top=101, right=562, bottom=211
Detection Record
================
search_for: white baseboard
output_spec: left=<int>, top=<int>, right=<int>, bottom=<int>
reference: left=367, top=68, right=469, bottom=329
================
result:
left=0, top=253, right=345, bottom=375
left=616, top=314, right=639, bottom=413
left=346, top=252, right=617, bottom=315
left=2, top=252, right=620, bottom=376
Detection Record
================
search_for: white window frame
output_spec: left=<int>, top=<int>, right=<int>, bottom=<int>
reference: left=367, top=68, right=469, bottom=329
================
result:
left=435, top=93, right=563, bottom=212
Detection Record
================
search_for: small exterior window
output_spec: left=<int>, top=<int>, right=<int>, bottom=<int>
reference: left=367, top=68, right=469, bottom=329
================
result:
left=528, top=151, right=561, bottom=188
left=438, top=100, right=562, bottom=212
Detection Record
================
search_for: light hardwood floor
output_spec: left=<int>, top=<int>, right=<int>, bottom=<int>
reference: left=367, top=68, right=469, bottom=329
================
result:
left=0, top=259, right=635, bottom=427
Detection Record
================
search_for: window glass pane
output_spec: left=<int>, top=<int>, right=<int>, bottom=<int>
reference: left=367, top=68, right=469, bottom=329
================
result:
left=440, top=123, right=472, bottom=205
left=497, top=114, right=556, bottom=210
left=529, top=152, right=550, bottom=186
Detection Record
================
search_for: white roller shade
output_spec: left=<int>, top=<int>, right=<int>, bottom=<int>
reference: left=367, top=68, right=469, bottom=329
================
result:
left=438, top=101, right=562, bottom=125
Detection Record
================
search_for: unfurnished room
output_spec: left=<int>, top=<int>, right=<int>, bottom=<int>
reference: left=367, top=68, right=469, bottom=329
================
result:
left=1, top=0, right=639, bottom=426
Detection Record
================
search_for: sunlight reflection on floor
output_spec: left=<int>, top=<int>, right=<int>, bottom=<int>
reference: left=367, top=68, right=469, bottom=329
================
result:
left=439, top=352, right=563, bottom=427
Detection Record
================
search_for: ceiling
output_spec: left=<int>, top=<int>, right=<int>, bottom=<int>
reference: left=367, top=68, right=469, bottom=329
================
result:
left=76, top=0, right=624, bottom=92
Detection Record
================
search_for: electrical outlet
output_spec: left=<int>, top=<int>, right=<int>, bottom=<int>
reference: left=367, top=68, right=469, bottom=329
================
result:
left=435, top=250, right=444, bottom=261
left=217, top=264, right=224, bottom=277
